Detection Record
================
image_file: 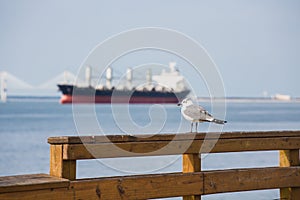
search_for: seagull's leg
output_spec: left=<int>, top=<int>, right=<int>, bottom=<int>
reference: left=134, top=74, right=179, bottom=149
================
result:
left=195, top=122, right=198, bottom=133
left=190, top=122, right=193, bottom=132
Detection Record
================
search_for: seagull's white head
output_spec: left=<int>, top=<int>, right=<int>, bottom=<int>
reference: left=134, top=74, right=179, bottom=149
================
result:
left=177, top=98, right=193, bottom=107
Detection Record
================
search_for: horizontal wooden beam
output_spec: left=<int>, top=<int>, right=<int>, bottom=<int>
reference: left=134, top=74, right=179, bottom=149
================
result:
left=62, top=137, right=300, bottom=159
left=204, top=167, right=300, bottom=194
left=48, top=130, right=300, bottom=144
left=71, top=172, right=203, bottom=199
left=1, top=167, right=300, bottom=199
left=72, top=167, right=300, bottom=198
left=0, top=173, right=203, bottom=200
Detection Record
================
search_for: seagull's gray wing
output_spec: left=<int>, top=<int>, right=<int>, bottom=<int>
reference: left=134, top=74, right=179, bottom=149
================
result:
left=183, top=104, right=214, bottom=122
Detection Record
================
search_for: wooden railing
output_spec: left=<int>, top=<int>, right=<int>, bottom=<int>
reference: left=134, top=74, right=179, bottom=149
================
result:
left=1, top=130, right=300, bottom=199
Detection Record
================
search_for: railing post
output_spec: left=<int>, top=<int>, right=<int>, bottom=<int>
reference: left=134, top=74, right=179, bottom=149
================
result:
left=183, top=153, right=201, bottom=200
left=50, top=144, right=76, bottom=180
left=280, top=149, right=300, bottom=200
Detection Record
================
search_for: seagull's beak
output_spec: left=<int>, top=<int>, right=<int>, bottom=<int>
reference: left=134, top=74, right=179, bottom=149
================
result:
left=177, top=103, right=182, bottom=106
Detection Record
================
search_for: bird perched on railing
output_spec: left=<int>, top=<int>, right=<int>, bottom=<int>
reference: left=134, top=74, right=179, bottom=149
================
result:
left=178, top=98, right=227, bottom=132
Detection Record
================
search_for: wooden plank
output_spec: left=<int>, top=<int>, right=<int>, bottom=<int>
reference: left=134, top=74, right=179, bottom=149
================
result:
left=62, top=137, right=300, bottom=160
left=62, top=160, right=76, bottom=181
left=208, top=137, right=300, bottom=153
left=183, top=154, right=201, bottom=200
left=280, top=150, right=300, bottom=167
left=70, top=172, right=203, bottom=200
left=290, top=189, right=300, bottom=200
left=280, top=150, right=300, bottom=200
left=1, top=168, right=300, bottom=199
left=204, top=167, right=300, bottom=194
left=48, top=130, right=300, bottom=144
left=50, top=145, right=63, bottom=177
left=50, top=145, right=76, bottom=180
left=0, top=187, right=72, bottom=200
left=183, top=154, right=201, bottom=172
left=0, top=174, right=69, bottom=193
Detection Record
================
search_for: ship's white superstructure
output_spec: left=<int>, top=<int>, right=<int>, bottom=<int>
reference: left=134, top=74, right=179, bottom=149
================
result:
left=152, top=62, right=187, bottom=92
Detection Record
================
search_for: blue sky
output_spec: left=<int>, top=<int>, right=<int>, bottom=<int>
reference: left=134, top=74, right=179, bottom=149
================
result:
left=0, top=0, right=300, bottom=97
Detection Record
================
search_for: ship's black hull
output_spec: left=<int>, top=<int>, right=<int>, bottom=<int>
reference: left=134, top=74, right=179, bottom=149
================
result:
left=58, top=84, right=190, bottom=104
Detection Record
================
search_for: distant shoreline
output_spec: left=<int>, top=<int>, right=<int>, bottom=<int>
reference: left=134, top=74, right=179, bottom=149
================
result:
left=4, top=95, right=60, bottom=102
left=2, top=95, right=300, bottom=103
left=198, top=97, right=300, bottom=103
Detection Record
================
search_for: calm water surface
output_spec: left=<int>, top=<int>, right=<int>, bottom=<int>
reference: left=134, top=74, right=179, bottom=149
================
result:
left=1, top=98, right=300, bottom=200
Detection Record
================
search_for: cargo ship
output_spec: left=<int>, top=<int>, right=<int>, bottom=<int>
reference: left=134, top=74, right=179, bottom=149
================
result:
left=57, top=62, right=190, bottom=104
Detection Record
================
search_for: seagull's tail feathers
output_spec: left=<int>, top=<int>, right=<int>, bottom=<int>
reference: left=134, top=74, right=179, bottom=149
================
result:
left=213, top=118, right=227, bottom=124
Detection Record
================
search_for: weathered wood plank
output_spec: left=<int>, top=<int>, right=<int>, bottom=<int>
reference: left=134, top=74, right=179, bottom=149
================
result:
left=280, top=150, right=300, bottom=200
left=204, top=167, right=300, bottom=194
left=50, top=145, right=76, bottom=180
left=183, top=154, right=201, bottom=200
left=62, top=160, right=76, bottom=180
left=70, top=172, right=203, bottom=200
left=0, top=174, right=69, bottom=193
left=0, top=187, right=72, bottom=200
left=208, top=137, right=300, bottom=153
left=50, top=145, right=63, bottom=177
left=1, top=168, right=300, bottom=199
left=48, top=130, right=300, bottom=144
left=62, top=137, right=300, bottom=160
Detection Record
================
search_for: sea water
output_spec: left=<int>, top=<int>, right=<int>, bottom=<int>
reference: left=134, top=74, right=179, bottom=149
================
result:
left=1, top=98, right=300, bottom=200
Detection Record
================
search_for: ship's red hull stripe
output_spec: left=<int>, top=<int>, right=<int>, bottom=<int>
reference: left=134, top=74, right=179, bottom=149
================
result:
left=60, top=95, right=180, bottom=104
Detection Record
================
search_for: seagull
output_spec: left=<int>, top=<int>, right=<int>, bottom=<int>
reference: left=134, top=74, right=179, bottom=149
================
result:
left=178, top=98, right=227, bottom=132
